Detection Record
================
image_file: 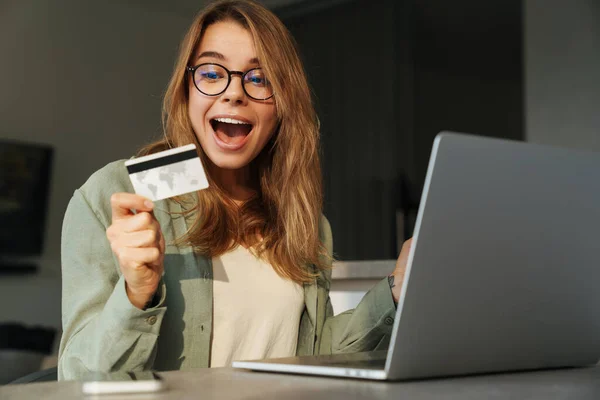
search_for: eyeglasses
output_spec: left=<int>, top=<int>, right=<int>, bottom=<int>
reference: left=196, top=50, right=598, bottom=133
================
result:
left=187, top=63, right=274, bottom=101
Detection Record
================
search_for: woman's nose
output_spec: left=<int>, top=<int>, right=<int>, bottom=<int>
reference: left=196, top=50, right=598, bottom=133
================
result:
left=221, top=75, right=246, bottom=105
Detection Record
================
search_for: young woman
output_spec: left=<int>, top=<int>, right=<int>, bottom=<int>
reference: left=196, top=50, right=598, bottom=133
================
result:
left=58, top=0, right=411, bottom=380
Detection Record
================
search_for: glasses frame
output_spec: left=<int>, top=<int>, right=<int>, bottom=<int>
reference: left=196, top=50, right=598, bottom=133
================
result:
left=187, top=63, right=275, bottom=101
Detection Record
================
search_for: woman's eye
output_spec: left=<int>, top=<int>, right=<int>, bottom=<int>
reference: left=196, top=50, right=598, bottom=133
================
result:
left=247, top=74, right=267, bottom=86
left=199, top=71, right=223, bottom=80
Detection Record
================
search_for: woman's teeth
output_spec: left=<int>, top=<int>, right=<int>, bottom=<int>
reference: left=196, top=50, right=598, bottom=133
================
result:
left=213, top=117, right=251, bottom=125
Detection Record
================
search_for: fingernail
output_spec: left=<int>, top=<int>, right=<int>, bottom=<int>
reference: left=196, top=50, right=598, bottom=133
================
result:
left=144, top=200, right=154, bottom=209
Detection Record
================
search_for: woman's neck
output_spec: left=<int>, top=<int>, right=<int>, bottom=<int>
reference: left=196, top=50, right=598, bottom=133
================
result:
left=209, top=164, right=256, bottom=204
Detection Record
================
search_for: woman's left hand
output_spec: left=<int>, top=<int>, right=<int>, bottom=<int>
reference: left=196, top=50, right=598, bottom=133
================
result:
left=389, top=238, right=413, bottom=303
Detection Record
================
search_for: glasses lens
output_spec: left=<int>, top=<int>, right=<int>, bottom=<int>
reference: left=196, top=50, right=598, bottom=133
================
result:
left=244, top=68, right=273, bottom=100
left=194, top=64, right=228, bottom=95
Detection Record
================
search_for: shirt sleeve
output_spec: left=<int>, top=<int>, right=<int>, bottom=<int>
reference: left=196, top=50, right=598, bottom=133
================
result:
left=317, top=278, right=397, bottom=355
left=58, top=189, right=167, bottom=380
left=314, top=216, right=398, bottom=355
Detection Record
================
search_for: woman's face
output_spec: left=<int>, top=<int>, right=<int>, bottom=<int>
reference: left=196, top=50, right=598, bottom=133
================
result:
left=188, top=21, right=278, bottom=172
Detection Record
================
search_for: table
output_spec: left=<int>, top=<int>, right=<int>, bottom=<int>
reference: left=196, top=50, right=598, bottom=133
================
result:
left=3, top=365, right=600, bottom=399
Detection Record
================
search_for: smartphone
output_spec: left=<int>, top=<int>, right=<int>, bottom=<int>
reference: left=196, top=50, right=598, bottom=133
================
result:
left=82, top=371, right=166, bottom=395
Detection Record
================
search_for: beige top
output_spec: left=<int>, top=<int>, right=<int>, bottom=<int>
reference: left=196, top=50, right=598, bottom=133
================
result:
left=210, top=245, right=305, bottom=368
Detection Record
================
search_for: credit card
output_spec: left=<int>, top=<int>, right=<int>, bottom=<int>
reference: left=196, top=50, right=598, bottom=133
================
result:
left=124, top=144, right=209, bottom=201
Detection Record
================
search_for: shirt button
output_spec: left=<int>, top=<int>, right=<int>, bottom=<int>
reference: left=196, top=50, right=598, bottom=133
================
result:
left=384, top=317, right=394, bottom=325
left=146, top=315, right=158, bottom=325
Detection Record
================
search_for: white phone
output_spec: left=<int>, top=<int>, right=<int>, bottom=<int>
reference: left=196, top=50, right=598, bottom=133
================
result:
left=82, top=371, right=166, bottom=395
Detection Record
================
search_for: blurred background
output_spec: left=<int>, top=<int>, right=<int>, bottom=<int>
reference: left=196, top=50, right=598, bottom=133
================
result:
left=0, top=0, right=598, bottom=384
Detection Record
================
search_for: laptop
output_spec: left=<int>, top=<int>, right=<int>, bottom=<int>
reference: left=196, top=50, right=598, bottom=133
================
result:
left=232, top=132, right=600, bottom=380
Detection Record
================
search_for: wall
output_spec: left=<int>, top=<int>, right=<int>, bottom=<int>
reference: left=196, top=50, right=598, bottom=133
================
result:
left=0, top=0, right=190, bottom=331
left=525, top=0, right=600, bottom=151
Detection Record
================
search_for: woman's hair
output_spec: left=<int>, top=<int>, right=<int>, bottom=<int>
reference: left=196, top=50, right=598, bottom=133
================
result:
left=138, top=0, right=329, bottom=283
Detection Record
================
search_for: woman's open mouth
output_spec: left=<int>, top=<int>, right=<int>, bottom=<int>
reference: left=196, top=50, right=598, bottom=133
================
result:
left=210, top=117, right=254, bottom=150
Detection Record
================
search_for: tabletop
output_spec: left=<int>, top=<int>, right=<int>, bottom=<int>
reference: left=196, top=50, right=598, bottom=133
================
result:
left=3, top=365, right=600, bottom=400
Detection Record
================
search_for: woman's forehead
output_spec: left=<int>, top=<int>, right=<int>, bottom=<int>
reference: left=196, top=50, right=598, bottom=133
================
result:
left=195, top=21, right=258, bottom=63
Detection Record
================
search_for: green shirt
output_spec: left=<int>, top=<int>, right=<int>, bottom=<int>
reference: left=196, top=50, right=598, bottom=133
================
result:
left=58, top=160, right=397, bottom=380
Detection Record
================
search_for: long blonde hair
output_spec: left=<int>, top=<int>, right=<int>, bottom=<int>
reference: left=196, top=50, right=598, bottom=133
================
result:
left=139, top=0, right=329, bottom=283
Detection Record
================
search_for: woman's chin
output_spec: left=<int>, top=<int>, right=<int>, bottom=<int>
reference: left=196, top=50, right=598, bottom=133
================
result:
left=206, top=153, right=252, bottom=171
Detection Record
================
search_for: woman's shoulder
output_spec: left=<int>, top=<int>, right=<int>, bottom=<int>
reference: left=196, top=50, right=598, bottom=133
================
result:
left=80, top=159, right=132, bottom=196
left=75, top=160, right=133, bottom=218
left=317, top=214, right=334, bottom=286
left=319, top=214, right=333, bottom=257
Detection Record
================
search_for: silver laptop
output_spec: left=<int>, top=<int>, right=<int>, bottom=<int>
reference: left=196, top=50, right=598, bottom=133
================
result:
left=233, top=132, right=600, bottom=380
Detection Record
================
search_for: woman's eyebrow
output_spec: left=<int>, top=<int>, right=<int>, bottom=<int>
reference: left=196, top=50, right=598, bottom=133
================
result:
left=196, top=51, right=226, bottom=61
left=196, top=51, right=260, bottom=66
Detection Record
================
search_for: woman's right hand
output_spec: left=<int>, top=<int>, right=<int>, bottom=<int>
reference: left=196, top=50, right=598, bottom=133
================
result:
left=106, top=193, right=165, bottom=309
